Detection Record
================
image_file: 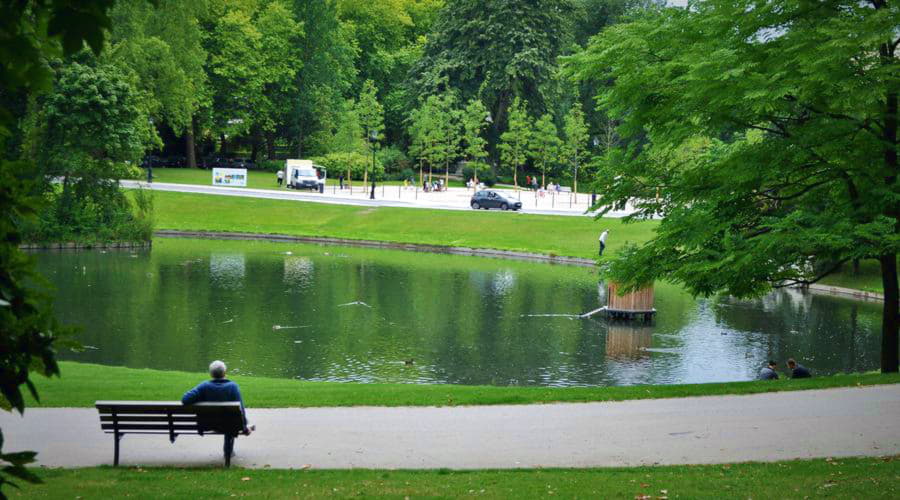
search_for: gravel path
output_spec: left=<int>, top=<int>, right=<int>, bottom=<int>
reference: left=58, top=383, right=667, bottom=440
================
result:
left=2, top=385, right=898, bottom=469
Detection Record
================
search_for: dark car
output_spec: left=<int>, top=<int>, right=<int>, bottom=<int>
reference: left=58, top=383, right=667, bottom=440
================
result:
left=470, top=190, right=522, bottom=211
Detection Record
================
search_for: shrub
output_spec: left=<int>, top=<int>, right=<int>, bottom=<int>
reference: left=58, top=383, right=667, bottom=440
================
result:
left=258, top=160, right=283, bottom=172
left=309, top=152, right=383, bottom=181
left=377, top=146, right=410, bottom=174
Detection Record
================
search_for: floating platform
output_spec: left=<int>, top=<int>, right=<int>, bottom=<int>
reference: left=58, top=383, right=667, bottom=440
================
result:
left=581, top=306, right=656, bottom=322
left=581, top=282, right=656, bottom=322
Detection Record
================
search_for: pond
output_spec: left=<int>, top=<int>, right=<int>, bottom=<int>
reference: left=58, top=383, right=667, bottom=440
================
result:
left=35, top=238, right=883, bottom=387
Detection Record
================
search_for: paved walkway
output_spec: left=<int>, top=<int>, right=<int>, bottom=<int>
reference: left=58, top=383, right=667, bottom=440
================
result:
left=121, top=180, right=642, bottom=218
left=2, top=386, right=898, bottom=469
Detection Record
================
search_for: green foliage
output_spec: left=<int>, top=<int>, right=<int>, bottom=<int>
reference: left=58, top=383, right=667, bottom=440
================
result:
left=566, top=0, right=900, bottom=371
left=460, top=98, right=489, bottom=163
left=530, top=113, right=561, bottom=187
left=309, top=152, right=383, bottom=180
left=377, top=146, right=411, bottom=173
left=409, top=0, right=573, bottom=156
left=0, top=1, right=120, bottom=495
left=562, top=100, right=589, bottom=193
left=290, top=0, right=358, bottom=156
left=356, top=79, right=385, bottom=141
left=108, top=0, right=208, bottom=135
left=499, top=97, right=531, bottom=187
left=22, top=58, right=155, bottom=245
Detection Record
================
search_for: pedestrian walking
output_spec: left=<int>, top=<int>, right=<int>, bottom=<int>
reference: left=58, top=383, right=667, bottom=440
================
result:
left=598, top=229, right=609, bottom=256
left=276, top=169, right=284, bottom=186
left=339, top=174, right=344, bottom=190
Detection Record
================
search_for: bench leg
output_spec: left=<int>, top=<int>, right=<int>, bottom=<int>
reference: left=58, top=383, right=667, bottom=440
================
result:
left=224, top=435, right=234, bottom=468
left=114, top=433, right=121, bottom=466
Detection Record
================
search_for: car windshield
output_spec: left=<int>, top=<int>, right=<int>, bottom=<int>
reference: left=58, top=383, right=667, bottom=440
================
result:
left=298, top=169, right=317, bottom=178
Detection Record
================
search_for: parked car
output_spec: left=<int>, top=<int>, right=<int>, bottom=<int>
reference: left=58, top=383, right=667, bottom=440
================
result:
left=470, top=190, right=522, bottom=211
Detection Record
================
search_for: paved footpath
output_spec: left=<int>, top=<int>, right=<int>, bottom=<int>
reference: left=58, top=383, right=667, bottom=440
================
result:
left=2, top=386, right=898, bottom=469
left=120, top=180, right=642, bottom=218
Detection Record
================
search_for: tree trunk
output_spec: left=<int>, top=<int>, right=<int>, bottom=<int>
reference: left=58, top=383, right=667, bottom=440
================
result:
left=877, top=0, right=899, bottom=373
left=250, top=128, right=261, bottom=163
left=574, top=163, right=578, bottom=196
left=185, top=116, right=197, bottom=168
left=266, top=131, right=276, bottom=160
left=880, top=254, right=899, bottom=373
left=219, top=134, right=227, bottom=155
left=296, top=122, right=304, bottom=158
left=513, top=163, right=518, bottom=191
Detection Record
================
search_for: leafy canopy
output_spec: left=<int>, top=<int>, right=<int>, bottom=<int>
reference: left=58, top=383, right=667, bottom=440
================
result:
left=565, top=0, right=899, bottom=370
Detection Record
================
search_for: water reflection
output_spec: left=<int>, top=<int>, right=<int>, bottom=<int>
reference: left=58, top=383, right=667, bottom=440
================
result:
left=605, top=323, right=653, bottom=358
left=34, top=239, right=883, bottom=387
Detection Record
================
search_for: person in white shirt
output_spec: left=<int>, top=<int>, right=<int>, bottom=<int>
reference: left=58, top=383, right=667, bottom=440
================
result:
left=599, top=229, right=609, bottom=256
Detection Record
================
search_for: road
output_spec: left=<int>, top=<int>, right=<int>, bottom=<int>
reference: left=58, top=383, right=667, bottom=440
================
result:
left=2, top=385, right=898, bottom=469
left=120, top=180, right=641, bottom=217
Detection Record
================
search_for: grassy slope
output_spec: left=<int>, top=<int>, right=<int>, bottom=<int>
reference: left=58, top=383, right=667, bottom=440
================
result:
left=149, top=188, right=886, bottom=291
left=27, top=362, right=900, bottom=408
left=818, top=259, right=883, bottom=293
left=152, top=190, right=653, bottom=259
left=15, top=457, right=900, bottom=498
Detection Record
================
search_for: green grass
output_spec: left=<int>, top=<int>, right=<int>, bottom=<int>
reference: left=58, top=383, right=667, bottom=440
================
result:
left=27, top=362, right=900, bottom=408
left=13, top=457, right=900, bottom=498
left=151, top=190, right=653, bottom=259
left=818, top=259, right=884, bottom=294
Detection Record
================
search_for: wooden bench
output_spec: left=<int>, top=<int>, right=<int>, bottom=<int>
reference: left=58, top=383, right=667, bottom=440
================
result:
left=95, top=400, right=244, bottom=467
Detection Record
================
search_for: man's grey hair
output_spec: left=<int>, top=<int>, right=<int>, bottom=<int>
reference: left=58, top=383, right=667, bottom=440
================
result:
left=209, top=360, right=227, bottom=379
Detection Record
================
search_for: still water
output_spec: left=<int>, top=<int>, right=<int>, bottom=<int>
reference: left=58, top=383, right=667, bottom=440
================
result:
left=35, top=238, right=882, bottom=387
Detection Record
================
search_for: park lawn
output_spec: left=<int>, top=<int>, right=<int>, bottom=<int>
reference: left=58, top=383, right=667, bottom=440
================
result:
left=26, top=362, right=900, bottom=408
left=150, top=190, right=652, bottom=259
left=818, top=259, right=884, bottom=293
left=13, top=457, right=900, bottom=498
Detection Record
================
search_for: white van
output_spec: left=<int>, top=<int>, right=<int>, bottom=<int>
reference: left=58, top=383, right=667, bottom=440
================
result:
left=285, top=159, right=326, bottom=192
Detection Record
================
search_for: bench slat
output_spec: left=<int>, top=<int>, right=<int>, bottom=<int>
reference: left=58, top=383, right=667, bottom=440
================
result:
left=100, top=415, right=199, bottom=423
left=96, top=402, right=241, bottom=415
left=101, top=423, right=202, bottom=431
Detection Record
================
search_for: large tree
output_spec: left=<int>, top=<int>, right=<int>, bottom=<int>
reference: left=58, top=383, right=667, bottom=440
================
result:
left=0, top=0, right=120, bottom=494
left=290, top=0, right=357, bottom=157
left=108, top=0, right=208, bottom=167
left=408, top=0, right=572, bottom=159
left=566, top=0, right=900, bottom=372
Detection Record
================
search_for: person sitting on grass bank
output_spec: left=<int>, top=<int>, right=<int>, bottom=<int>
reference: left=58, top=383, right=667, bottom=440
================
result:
left=182, top=360, right=254, bottom=457
left=758, top=360, right=779, bottom=380
left=786, top=358, right=811, bottom=379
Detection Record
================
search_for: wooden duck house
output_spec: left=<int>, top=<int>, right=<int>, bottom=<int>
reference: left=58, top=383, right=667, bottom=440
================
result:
left=603, top=282, right=656, bottom=321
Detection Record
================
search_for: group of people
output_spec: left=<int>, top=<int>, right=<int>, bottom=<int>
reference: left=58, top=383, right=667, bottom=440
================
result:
left=524, top=175, right=563, bottom=193
left=423, top=178, right=445, bottom=192
left=758, top=358, right=812, bottom=380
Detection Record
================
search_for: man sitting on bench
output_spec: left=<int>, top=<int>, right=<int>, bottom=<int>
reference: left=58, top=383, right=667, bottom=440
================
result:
left=182, top=360, right=253, bottom=458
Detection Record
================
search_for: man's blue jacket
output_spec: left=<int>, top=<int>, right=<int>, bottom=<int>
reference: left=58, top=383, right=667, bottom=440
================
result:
left=181, top=378, right=247, bottom=425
